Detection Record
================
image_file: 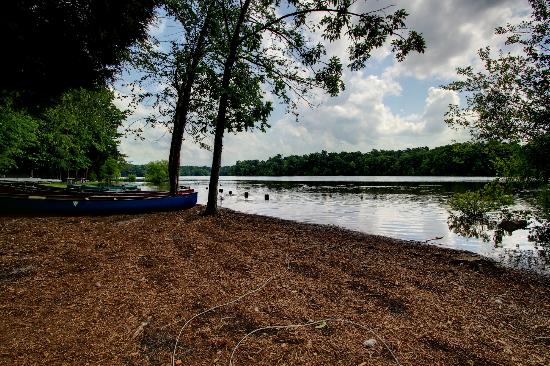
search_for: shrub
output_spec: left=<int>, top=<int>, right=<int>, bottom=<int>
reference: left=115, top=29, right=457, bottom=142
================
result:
left=448, top=181, right=513, bottom=218
left=145, top=160, right=168, bottom=185
left=539, top=184, right=550, bottom=218
left=100, top=157, right=120, bottom=183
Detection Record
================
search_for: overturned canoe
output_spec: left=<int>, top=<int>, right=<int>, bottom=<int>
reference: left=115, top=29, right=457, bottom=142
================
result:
left=0, top=190, right=198, bottom=215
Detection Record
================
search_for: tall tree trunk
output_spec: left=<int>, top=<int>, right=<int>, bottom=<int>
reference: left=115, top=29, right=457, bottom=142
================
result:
left=167, top=3, right=214, bottom=195
left=168, top=102, right=186, bottom=195
left=206, top=104, right=227, bottom=214
left=205, top=0, right=251, bottom=215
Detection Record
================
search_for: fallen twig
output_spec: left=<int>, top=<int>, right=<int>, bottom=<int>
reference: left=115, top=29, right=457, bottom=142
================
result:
left=132, top=316, right=152, bottom=339
left=170, top=274, right=277, bottom=366
left=229, top=318, right=401, bottom=366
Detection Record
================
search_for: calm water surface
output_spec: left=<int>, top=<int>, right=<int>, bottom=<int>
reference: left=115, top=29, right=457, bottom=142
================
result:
left=175, top=176, right=548, bottom=273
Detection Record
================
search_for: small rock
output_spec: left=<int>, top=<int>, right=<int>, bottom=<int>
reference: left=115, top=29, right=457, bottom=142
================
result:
left=358, top=363, right=367, bottom=366
left=363, top=338, right=377, bottom=348
left=494, top=298, right=503, bottom=304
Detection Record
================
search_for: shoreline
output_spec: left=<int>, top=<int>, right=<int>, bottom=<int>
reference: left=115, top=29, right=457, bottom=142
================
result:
left=1, top=206, right=549, bottom=365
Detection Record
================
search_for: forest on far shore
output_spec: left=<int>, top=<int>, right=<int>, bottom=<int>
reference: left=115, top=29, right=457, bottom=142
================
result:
left=120, top=140, right=548, bottom=178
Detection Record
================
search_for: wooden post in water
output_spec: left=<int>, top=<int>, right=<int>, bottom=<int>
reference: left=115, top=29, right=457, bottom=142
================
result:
left=244, top=192, right=249, bottom=198
left=265, top=194, right=269, bottom=200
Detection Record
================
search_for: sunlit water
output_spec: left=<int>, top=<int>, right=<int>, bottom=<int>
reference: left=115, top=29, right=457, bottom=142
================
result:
left=165, top=176, right=549, bottom=273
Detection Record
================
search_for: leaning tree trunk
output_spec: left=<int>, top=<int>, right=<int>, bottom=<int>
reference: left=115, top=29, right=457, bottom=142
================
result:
left=205, top=0, right=251, bottom=215
left=168, top=101, right=186, bottom=195
left=167, top=3, right=214, bottom=195
left=205, top=103, right=227, bottom=214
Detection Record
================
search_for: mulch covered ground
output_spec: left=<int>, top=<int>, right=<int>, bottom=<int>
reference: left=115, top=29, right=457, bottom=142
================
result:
left=0, top=206, right=549, bottom=366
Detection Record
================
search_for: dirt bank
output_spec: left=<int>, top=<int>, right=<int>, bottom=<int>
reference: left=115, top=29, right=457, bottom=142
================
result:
left=0, top=207, right=549, bottom=365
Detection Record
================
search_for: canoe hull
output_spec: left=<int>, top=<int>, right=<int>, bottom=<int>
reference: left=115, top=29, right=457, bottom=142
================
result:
left=0, top=192, right=198, bottom=215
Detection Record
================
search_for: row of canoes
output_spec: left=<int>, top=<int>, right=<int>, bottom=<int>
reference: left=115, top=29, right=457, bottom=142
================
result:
left=0, top=182, right=197, bottom=215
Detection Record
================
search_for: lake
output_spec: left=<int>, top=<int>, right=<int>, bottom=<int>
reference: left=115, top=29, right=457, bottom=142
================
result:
left=174, top=176, right=548, bottom=273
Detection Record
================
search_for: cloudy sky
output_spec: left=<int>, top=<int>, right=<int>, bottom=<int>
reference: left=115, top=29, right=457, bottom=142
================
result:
left=115, top=0, right=531, bottom=166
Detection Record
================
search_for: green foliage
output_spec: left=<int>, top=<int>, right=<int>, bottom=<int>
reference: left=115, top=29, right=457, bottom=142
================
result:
left=145, top=160, right=169, bottom=184
left=0, top=101, right=38, bottom=172
left=1, top=88, right=125, bottom=179
left=120, top=164, right=146, bottom=177
left=180, top=166, right=211, bottom=176
left=448, top=192, right=497, bottom=218
left=2, top=0, right=157, bottom=109
left=448, top=182, right=513, bottom=218
left=480, top=181, right=515, bottom=206
left=131, top=0, right=425, bottom=202
left=120, top=164, right=213, bottom=177
left=523, top=133, right=550, bottom=181
left=127, top=174, right=137, bottom=183
left=444, top=0, right=549, bottom=143
left=228, top=143, right=516, bottom=176
left=443, top=1, right=549, bottom=239
left=539, top=184, right=550, bottom=218
left=529, top=221, right=550, bottom=246
left=100, top=157, right=120, bottom=183
left=39, top=88, right=125, bottom=175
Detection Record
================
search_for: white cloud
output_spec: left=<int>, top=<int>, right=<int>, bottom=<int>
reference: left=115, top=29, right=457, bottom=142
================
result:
left=384, top=0, right=531, bottom=79
left=115, top=0, right=531, bottom=165
left=214, top=77, right=468, bottom=165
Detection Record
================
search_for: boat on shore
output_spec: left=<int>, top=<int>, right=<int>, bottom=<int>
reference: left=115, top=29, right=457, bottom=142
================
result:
left=0, top=182, right=197, bottom=215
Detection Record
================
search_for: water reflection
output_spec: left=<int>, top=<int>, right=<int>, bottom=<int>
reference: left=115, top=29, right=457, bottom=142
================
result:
left=447, top=214, right=495, bottom=243
left=176, top=176, right=548, bottom=274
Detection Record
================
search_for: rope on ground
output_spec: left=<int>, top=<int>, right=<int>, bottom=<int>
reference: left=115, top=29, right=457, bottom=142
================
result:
left=229, top=318, right=401, bottom=366
left=170, top=274, right=277, bottom=366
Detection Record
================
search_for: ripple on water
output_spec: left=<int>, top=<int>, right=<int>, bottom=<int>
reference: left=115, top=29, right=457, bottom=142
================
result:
left=183, top=177, right=548, bottom=273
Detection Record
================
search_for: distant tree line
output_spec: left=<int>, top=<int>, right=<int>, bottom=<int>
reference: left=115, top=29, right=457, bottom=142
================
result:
left=121, top=165, right=215, bottom=177
left=227, top=142, right=524, bottom=177
left=120, top=140, right=549, bottom=178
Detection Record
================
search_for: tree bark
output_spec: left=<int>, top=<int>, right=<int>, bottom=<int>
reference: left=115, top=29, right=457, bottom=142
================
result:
left=167, top=4, right=213, bottom=195
left=168, top=100, right=186, bottom=195
left=205, top=0, right=251, bottom=215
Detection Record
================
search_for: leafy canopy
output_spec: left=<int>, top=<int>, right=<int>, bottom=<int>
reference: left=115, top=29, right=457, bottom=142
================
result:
left=130, top=0, right=426, bottom=141
left=1, top=0, right=157, bottom=110
left=100, top=157, right=121, bottom=183
left=40, top=88, right=126, bottom=173
left=444, top=0, right=549, bottom=143
left=0, top=88, right=126, bottom=178
left=0, top=101, right=39, bottom=172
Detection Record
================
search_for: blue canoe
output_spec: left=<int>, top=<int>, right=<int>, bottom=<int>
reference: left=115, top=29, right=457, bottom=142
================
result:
left=0, top=190, right=198, bottom=215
